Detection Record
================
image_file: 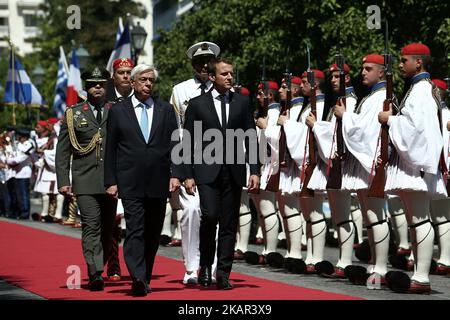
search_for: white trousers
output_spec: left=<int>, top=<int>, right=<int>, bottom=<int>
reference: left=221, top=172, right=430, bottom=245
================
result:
left=179, top=185, right=217, bottom=274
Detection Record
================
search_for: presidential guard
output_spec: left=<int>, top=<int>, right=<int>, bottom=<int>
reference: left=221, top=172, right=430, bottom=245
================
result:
left=297, top=69, right=328, bottom=273
left=328, top=55, right=391, bottom=287
left=56, top=66, right=118, bottom=291
left=170, top=41, right=220, bottom=285
left=381, top=43, right=445, bottom=293
left=104, top=57, right=135, bottom=282
left=281, top=69, right=326, bottom=272
left=246, top=80, right=284, bottom=268
left=264, top=75, right=306, bottom=273
left=329, top=64, right=364, bottom=251
left=307, top=63, right=360, bottom=277
left=234, top=86, right=253, bottom=260
left=429, top=78, right=450, bottom=276
left=34, top=120, right=64, bottom=223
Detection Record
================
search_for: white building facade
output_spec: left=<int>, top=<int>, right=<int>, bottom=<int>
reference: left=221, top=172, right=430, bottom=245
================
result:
left=0, top=0, right=43, bottom=56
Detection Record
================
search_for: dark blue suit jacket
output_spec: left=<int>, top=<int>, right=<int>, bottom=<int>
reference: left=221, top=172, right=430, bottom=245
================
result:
left=104, top=96, right=179, bottom=198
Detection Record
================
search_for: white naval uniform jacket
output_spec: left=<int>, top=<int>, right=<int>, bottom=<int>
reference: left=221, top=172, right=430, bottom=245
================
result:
left=170, top=78, right=214, bottom=129
left=6, top=139, right=33, bottom=179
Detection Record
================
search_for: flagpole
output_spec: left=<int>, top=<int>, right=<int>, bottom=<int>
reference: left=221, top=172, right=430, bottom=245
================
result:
left=9, top=39, right=16, bottom=126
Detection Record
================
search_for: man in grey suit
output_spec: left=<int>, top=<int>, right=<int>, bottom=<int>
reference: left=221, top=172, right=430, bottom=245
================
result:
left=56, top=66, right=117, bottom=291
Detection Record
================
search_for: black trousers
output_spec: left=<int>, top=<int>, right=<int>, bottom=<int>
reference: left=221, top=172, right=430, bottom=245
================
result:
left=122, top=197, right=166, bottom=284
left=198, top=166, right=242, bottom=280
left=77, top=194, right=117, bottom=278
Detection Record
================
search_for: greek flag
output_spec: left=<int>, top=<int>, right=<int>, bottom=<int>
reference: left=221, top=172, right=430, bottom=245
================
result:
left=106, top=18, right=132, bottom=73
left=53, top=46, right=69, bottom=118
left=3, top=51, right=46, bottom=107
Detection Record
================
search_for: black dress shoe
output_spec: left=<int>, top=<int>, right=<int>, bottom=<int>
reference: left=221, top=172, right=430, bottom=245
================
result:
left=217, top=278, right=233, bottom=290
left=132, top=279, right=148, bottom=297
left=198, top=266, right=212, bottom=287
left=88, top=275, right=104, bottom=291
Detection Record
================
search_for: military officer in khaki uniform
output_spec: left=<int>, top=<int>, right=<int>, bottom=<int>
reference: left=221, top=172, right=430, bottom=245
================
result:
left=56, top=66, right=117, bottom=291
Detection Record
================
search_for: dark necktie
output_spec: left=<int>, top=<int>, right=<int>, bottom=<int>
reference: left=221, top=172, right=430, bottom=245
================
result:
left=94, top=105, right=102, bottom=124
left=220, top=94, right=227, bottom=130
left=200, top=83, right=207, bottom=95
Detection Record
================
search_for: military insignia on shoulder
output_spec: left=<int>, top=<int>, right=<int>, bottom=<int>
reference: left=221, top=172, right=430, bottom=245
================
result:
left=79, top=118, right=88, bottom=127
left=83, top=104, right=89, bottom=111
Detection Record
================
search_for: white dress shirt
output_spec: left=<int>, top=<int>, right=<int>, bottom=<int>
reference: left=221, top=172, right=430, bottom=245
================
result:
left=211, top=89, right=230, bottom=126
left=115, top=88, right=134, bottom=99
left=132, top=95, right=154, bottom=139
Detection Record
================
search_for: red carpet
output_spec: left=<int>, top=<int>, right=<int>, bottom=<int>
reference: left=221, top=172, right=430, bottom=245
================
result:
left=0, top=221, right=362, bottom=300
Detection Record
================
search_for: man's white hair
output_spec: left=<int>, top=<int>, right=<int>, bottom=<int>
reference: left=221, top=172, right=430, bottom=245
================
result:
left=131, top=64, right=159, bottom=80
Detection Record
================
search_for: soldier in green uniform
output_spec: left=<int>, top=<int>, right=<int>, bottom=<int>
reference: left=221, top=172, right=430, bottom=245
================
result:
left=56, top=66, right=117, bottom=291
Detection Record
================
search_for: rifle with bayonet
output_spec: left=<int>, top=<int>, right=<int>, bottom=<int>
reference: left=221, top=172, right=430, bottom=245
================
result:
left=266, top=48, right=292, bottom=192
left=257, top=57, right=269, bottom=119
left=326, top=30, right=346, bottom=190
left=368, top=21, right=393, bottom=198
left=234, top=65, right=242, bottom=94
left=300, top=45, right=316, bottom=198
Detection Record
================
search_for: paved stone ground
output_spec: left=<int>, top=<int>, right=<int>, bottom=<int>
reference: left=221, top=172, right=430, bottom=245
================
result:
left=1, top=199, right=450, bottom=300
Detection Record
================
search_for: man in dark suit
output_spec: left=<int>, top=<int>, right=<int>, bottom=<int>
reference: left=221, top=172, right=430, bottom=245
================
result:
left=56, top=67, right=117, bottom=291
left=104, top=57, right=135, bottom=283
left=183, top=57, right=260, bottom=290
left=104, top=64, right=181, bottom=297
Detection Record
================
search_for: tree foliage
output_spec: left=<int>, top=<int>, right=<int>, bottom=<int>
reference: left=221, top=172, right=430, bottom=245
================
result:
left=153, top=0, right=450, bottom=100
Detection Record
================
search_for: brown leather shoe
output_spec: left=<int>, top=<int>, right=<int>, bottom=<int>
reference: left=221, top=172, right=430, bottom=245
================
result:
left=168, top=239, right=181, bottom=247
left=234, top=249, right=244, bottom=260
left=407, top=280, right=431, bottom=294
left=431, top=263, right=450, bottom=275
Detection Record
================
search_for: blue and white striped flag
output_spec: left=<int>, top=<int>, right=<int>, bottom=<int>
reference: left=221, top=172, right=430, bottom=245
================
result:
left=106, top=18, right=132, bottom=73
left=3, top=51, right=46, bottom=107
left=53, top=46, right=69, bottom=118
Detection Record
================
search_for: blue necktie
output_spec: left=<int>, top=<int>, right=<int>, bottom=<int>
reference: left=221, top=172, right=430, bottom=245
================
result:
left=140, top=103, right=149, bottom=143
